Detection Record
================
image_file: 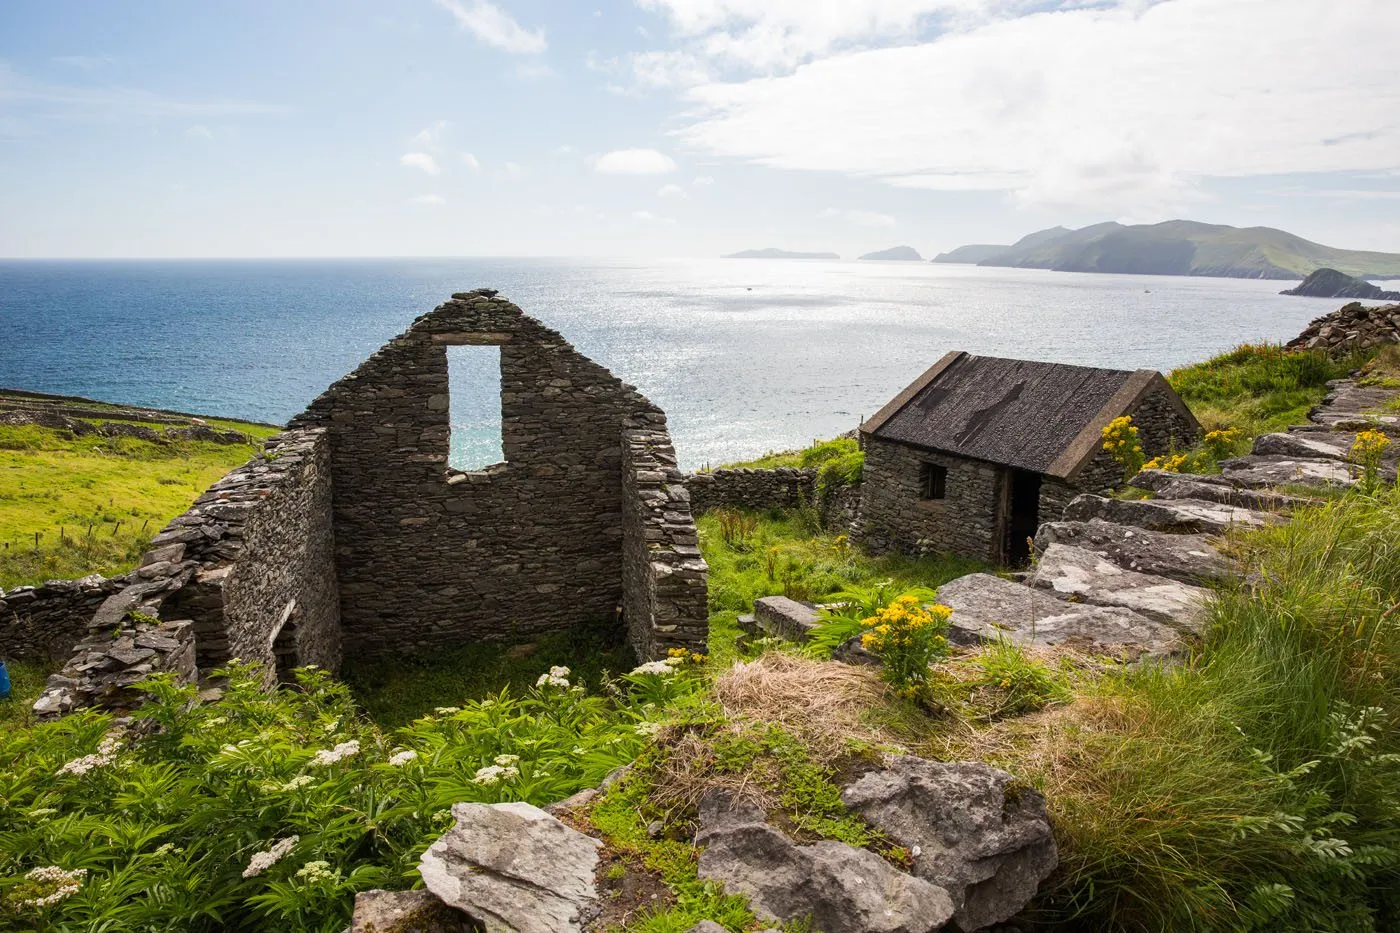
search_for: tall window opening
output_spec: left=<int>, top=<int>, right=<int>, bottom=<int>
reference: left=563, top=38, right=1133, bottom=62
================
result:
left=446, top=345, right=504, bottom=470
left=919, top=462, right=947, bottom=500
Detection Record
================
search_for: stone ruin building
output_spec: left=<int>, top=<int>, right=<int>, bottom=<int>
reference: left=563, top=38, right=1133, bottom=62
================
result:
left=21, top=290, right=709, bottom=718
left=856, top=351, right=1200, bottom=565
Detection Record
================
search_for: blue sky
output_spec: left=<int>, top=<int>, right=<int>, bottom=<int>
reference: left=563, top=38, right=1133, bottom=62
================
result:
left=1, top=0, right=1398, bottom=258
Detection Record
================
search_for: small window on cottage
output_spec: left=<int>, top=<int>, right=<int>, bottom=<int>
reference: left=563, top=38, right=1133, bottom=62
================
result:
left=919, top=462, right=947, bottom=500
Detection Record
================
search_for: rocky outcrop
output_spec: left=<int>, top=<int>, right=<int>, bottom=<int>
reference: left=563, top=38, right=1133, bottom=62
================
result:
left=696, top=791, right=955, bottom=932
left=1218, top=454, right=1359, bottom=489
left=1034, top=520, right=1232, bottom=586
left=1064, top=494, right=1281, bottom=535
left=1280, top=269, right=1400, bottom=301
left=419, top=802, right=602, bottom=933
left=350, top=890, right=479, bottom=933
left=937, top=573, right=1181, bottom=657
left=1129, top=469, right=1308, bottom=512
left=1286, top=301, right=1400, bottom=355
left=1028, top=544, right=1209, bottom=631
left=841, top=757, right=1057, bottom=933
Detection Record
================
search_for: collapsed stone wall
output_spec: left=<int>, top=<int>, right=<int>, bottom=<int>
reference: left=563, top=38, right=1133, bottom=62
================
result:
left=685, top=468, right=818, bottom=513
left=290, top=290, right=706, bottom=661
left=621, top=428, right=709, bottom=660
left=33, top=428, right=340, bottom=718
left=1286, top=301, right=1400, bottom=356
left=0, top=574, right=127, bottom=664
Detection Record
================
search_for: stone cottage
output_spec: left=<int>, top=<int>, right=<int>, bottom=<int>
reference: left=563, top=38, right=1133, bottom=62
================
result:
left=856, top=351, right=1199, bottom=565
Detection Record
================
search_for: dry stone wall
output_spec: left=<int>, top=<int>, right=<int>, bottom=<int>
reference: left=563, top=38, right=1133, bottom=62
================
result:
left=0, top=574, right=127, bottom=663
left=1287, top=301, right=1400, bottom=355
left=857, top=440, right=1002, bottom=559
left=685, top=467, right=817, bottom=513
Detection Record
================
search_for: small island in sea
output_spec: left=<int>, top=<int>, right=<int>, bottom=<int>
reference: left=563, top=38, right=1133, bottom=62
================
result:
left=1281, top=268, right=1400, bottom=301
left=933, top=219, right=1400, bottom=280
left=722, top=248, right=840, bottom=260
left=858, top=245, right=923, bottom=261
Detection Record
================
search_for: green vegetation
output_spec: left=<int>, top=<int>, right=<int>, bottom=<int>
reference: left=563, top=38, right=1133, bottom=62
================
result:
left=714, top=435, right=857, bottom=471
left=0, top=418, right=277, bottom=589
left=0, top=659, right=51, bottom=730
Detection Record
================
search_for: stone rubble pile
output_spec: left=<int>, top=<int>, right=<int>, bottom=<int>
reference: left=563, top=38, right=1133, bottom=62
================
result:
left=1286, top=301, right=1400, bottom=355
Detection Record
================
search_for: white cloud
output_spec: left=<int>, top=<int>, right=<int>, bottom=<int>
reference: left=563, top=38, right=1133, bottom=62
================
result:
left=595, top=148, right=678, bottom=174
left=673, top=0, right=1400, bottom=215
left=409, top=193, right=446, bottom=205
left=412, top=120, right=448, bottom=148
left=658, top=183, right=690, bottom=199
left=821, top=207, right=896, bottom=227
left=516, top=62, right=555, bottom=79
left=633, top=210, right=656, bottom=221
left=692, top=175, right=715, bottom=186
left=433, top=0, right=547, bottom=54
left=462, top=152, right=481, bottom=169
left=185, top=124, right=213, bottom=140
left=504, top=161, right=523, bottom=176
left=630, top=49, right=713, bottom=88
left=400, top=152, right=440, bottom=174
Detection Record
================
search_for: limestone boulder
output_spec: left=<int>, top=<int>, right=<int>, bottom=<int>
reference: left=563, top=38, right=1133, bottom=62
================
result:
left=1028, top=543, right=1209, bottom=632
left=1218, top=455, right=1359, bottom=489
left=696, top=791, right=954, bottom=933
left=350, top=890, right=479, bottom=933
left=752, top=595, right=821, bottom=642
left=1129, top=470, right=1307, bottom=512
left=841, top=757, right=1057, bottom=932
left=1034, top=520, right=1233, bottom=587
left=1251, top=431, right=1351, bottom=461
left=1063, top=494, right=1280, bottom=535
left=936, top=573, right=1181, bottom=657
left=419, top=802, right=601, bottom=933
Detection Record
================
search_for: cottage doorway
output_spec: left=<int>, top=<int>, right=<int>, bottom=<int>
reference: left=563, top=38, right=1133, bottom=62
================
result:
left=1004, top=470, right=1041, bottom=567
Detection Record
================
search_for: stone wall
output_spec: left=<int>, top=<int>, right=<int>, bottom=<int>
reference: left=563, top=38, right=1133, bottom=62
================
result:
left=685, top=467, right=817, bottom=513
left=290, top=290, right=706, bottom=660
left=621, top=427, right=709, bottom=660
left=0, top=574, right=127, bottom=663
left=1287, top=301, right=1400, bottom=355
left=33, top=428, right=341, bottom=717
left=856, top=441, right=1003, bottom=560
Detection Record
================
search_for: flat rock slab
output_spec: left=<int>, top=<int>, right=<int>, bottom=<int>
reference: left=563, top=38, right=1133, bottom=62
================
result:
left=697, top=791, right=954, bottom=933
left=1218, top=454, right=1359, bottom=489
left=841, top=756, right=1057, bottom=933
left=936, top=573, right=1181, bottom=657
left=1252, top=431, right=1353, bottom=461
left=1129, top=469, right=1307, bottom=512
left=752, top=595, right=821, bottom=642
left=1029, top=544, right=1210, bottom=632
left=420, top=802, right=601, bottom=933
left=1064, top=494, right=1281, bottom=535
left=351, top=890, right=480, bottom=933
left=1035, top=520, right=1233, bottom=586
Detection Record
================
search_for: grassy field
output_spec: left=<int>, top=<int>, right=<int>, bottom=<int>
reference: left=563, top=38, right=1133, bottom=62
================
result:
left=0, top=416, right=279, bottom=589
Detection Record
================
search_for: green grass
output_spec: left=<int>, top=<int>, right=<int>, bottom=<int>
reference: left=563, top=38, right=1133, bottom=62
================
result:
left=342, top=623, right=638, bottom=728
left=1168, top=344, right=1372, bottom=452
left=0, top=659, right=52, bottom=730
left=0, top=419, right=277, bottom=588
left=713, top=435, right=858, bottom=471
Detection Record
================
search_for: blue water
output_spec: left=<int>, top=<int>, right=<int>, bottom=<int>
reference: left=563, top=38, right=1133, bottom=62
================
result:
left=0, top=258, right=1337, bottom=470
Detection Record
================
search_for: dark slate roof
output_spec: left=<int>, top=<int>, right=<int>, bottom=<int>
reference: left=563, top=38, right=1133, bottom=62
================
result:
left=863, top=352, right=1158, bottom=477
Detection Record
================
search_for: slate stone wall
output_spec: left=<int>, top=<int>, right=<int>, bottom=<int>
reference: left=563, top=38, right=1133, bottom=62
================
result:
left=621, top=427, right=709, bottom=660
left=1287, top=301, right=1400, bottom=355
left=855, top=440, right=1002, bottom=560
left=685, top=468, right=818, bottom=513
left=291, top=290, right=706, bottom=660
left=0, top=574, right=126, bottom=663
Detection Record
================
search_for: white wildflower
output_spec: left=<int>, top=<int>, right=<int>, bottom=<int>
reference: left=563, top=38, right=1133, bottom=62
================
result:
left=389, top=750, right=418, bottom=767
left=635, top=721, right=662, bottom=738
left=56, top=729, right=125, bottom=776
left=154, top=843, right=179, bottom=857
left=277, top=775, right=316, bottom=792
left=242, top=835, right=299, bottom=878
left=295, top=860, right=336, bottom=884
left=471, top=764, right=519, bottom=785
left=18, top=866, right=85, bottom=908
left=571, top=746, right=586, bottom=755
left=322, top=720, right=339, bottom=733
left=535, top=665, right=571, bottom=688
left=311, top=740, right=360, bottom=766
left=493, top=754, right=520, bottom=767
left=434, top=706, right=461, bottom=716
left=205, top=716, right=228, bottom=727
left=629, top=660, right=675, bottom=677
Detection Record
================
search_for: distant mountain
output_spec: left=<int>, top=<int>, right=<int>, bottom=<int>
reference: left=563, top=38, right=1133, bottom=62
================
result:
left=932, top=244, right=1010, bottom=264
left=723, top=248, right=840, bottom=260
left=1282, top=268, right=1400, bottom=301
left=935, top=220, right=1400, bottom=280
left=859, top=245, right=923, bottom=261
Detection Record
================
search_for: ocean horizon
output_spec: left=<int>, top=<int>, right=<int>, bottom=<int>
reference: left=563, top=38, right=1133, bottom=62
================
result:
left=0, top=256, right=1346, bottom=470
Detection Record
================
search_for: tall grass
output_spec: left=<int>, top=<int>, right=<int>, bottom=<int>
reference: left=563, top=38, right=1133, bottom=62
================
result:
left=978, top=490, right=1400, bottom=930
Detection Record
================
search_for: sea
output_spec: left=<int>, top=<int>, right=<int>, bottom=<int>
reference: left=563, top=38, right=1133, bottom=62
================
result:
left=0, top=257, right=1363, bottom=471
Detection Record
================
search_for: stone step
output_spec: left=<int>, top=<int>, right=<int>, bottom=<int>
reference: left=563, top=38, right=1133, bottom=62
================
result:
left=1064, top=494, right=1281, bottom=535
left=1034, top=519, right=1233, bottom=587
left=1217, top=454, right=1360, bottom=489
left=1028, top=544, right=1210, bottom=632
left=937, top=573, right=1182, bottom=658
left=751, top=595, right=821, bottom=642
left=1130, top=470, right=1309, bottom=512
